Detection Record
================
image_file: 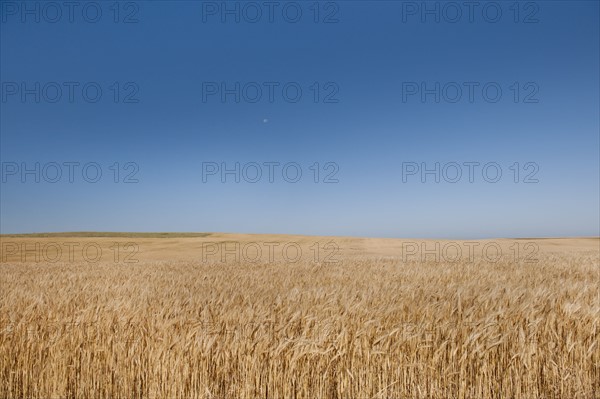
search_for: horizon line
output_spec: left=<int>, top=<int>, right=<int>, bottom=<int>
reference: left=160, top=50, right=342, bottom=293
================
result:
left=1, top=231, right=598, bottom=241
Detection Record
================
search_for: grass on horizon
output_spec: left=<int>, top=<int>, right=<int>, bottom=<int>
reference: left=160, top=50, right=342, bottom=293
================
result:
left=0, top=232, right=213, bottom=238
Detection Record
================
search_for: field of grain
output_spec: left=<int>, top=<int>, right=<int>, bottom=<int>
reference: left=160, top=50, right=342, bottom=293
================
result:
left=0, top=234, right=598, bottom=398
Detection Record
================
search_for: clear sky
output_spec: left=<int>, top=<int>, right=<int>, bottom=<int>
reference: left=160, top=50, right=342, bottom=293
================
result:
left=1, top=0, right=599, bottom=238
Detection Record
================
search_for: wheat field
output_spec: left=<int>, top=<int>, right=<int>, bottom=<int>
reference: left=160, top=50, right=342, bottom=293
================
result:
left=0, top=234, right=598, bottom=398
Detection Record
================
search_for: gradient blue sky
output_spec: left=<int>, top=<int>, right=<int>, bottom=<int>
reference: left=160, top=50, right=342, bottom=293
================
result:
left=1, top=1, right=599, bottom=238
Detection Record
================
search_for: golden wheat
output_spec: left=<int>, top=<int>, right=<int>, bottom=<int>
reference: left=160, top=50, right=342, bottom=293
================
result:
left=0, top=236, right=598, bottom=398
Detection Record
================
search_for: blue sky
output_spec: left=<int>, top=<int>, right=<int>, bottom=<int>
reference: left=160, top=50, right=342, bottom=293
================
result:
left=1, top=0, right=599, bottom=238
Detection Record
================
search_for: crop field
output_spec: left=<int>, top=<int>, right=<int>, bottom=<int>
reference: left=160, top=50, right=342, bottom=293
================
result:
left=0, top=234, right=598, bottom=398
